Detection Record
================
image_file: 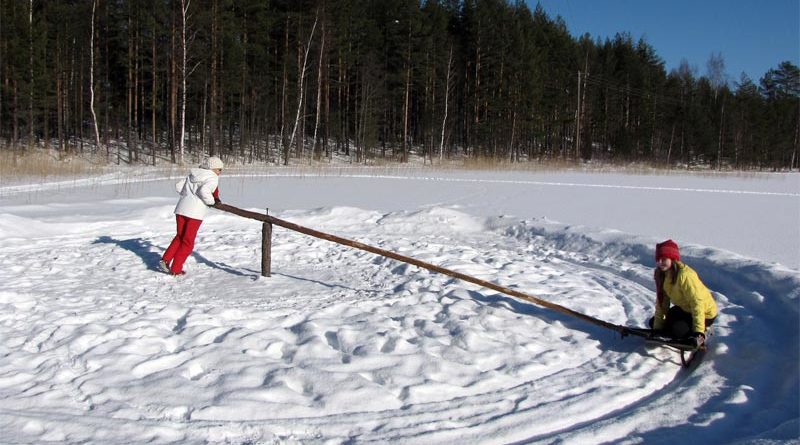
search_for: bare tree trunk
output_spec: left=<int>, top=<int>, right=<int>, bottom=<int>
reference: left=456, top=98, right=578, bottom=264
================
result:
left=89, top=0, right=102, bottom=153
left=324, top=43, right=331, bottom=159
left=239, top=8, right=248, bottom=158
left=603, top=87, right=609, bottom=152
left=402, top=49, right=411, bottom=163
left=474, top=43, right=480, bottom=134
left=342, top=48, right=349, bottom=156
left=57, top=69, right=64, bottom=152
left=78, top=44, right=84, bottom=153
left=151, top=25, right=157, bottom=166
left=0, top=7, right=3, bottom=146
left=424, top=50, right=433, bottom=165
left=295, top=19, right=303, bottom=158
left=12, top=76, right=19, bottom=145
left=178, top=0, right=190, bottom=165
left=280, top=16, right=289, bottom=165
left=717, top=98, right=725, bottom=170
left=169, top=3, right=177, bottom=162
left=650, top=96, right=658, bottom=157
left=56, top=39, right=64, bottom=152
left=575, top=71, right=581, bottom=159
left=42, top=49, right=49, bottom=151
left=439, top=44, right=453, bottom=161
left=667, top=122, right=675, bottom=166
left=0, top=7, right=3, bottom=144
left=288, top=12, right=318, bottom=159
left=312, top=7, right=325, bottom=160
left=28, top=0, right=34, bottom=148
left=358, top=77, right=372, bottom=164
left=201, top=80, right=207, bottom=158
left=126, top=12, right=133, bottom=161
left=133, top=23, right=140, bottom=162
left=625, top=81, right=630, bottom=129
left=793, top=104, right=799, bottom=171
left=510, top=107, right=517, bottom=162
left=104, top=0, right=110, bottom=149
left=68, top=42, right=75, bottom=153
left=209, top=0, right=218, bottom=157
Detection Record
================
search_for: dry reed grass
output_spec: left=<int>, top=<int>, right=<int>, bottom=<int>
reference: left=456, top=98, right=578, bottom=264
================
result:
left=0, top=146, right=771, bottom=186
left=0, top=149, right=105, bottom=183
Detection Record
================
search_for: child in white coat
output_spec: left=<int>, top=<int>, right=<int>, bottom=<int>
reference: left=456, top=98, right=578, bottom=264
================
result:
left=160, top=156, right=223, bottom=275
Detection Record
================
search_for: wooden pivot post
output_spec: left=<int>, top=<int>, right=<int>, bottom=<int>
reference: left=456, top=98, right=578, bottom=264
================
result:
left=261, top=208, right=272, bottom=277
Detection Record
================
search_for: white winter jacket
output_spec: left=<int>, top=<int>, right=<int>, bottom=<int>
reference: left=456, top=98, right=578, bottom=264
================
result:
left=173, top=168, right=219, bottom=220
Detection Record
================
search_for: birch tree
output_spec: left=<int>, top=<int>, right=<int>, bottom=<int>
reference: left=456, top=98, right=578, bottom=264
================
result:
left=439, top=44, right=453, bottom=160
left=287, top=11, right=318, bottom=158
left=89, top=0, right=101, bottom=155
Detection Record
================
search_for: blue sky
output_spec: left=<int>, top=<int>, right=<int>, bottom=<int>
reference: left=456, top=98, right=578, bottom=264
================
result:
left=531, top=0, right=799, bottom=84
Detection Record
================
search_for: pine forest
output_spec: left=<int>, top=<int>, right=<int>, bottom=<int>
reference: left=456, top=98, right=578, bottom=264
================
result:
left=0, top=0, right=798, bottom=170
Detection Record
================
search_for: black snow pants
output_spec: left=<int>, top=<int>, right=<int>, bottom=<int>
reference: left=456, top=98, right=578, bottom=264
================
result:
left=648, top=306, right=716, bottom=338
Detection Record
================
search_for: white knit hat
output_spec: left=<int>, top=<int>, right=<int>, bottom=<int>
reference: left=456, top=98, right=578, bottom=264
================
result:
left=203, top=156, right=224, bottom=170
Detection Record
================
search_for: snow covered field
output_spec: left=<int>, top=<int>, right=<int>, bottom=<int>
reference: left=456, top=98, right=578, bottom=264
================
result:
left=0, top=167, right=798, bottom=444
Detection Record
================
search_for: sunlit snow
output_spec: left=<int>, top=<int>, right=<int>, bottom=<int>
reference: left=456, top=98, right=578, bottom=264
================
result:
left=1, top=167, right=797, bottom=444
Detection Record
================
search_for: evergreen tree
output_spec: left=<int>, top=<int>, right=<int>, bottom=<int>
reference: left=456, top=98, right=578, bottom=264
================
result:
left=0, top=0, right=794, bottom=170
left=760, top=61, right=800, bottom=169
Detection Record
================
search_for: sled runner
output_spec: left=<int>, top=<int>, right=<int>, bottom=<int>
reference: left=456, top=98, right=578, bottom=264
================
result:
left=645, top=334, right=706, bottom=367
left=622, top=327, right=708, bottom=368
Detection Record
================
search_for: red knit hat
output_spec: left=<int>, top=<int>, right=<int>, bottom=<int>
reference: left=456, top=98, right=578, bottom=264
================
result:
left=655, top=239, right=680, bottom=262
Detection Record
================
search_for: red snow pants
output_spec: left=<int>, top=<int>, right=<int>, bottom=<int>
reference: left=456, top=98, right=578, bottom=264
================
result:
left=162, top=215, right=203, bottom=274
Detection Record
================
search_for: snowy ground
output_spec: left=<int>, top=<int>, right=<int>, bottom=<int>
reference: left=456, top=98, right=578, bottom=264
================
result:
left=0, top=167, right=798, bottom=444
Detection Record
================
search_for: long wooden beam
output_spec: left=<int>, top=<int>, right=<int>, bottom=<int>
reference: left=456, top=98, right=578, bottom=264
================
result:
left=214, top=203, right=645, bottom=338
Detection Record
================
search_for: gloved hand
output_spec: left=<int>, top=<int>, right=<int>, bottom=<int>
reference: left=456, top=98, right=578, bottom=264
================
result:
left=691, top=332, right=706, bottom=349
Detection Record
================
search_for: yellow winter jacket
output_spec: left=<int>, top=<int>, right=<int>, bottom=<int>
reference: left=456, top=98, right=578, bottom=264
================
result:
left=653, top=262, right=718, bottom=333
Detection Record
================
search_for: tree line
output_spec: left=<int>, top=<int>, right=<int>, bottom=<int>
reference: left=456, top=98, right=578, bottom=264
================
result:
left=1, top=0, right=798, bottom=169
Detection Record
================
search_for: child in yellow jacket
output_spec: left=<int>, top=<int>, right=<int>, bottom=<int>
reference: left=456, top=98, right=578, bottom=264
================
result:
left=649, top=240, right=718, bottom=348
